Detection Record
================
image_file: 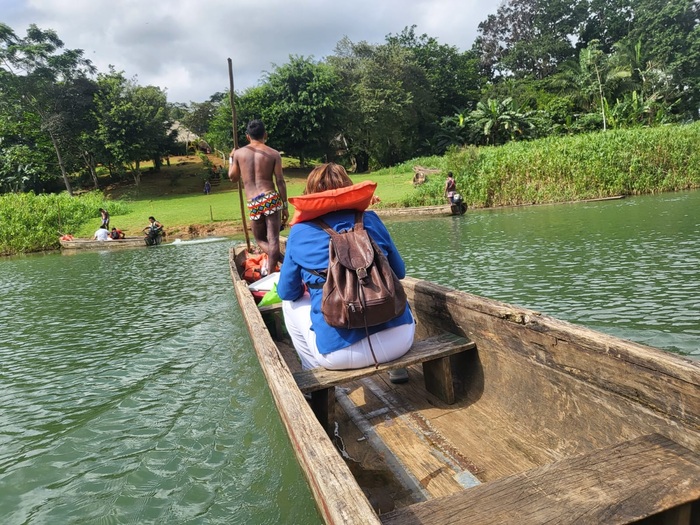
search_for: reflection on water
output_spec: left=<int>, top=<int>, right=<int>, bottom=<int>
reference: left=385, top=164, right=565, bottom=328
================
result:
left=390, top=190, right=699, bottom=357
left=0, top=190, right=698, bottom=524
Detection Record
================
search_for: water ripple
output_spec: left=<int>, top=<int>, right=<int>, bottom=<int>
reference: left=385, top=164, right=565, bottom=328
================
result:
left=391, top=191, right=700, bottom=357
left=0, top=241, right=320, bottom=524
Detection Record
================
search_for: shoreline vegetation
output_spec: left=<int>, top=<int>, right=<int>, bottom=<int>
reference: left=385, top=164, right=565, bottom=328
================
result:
left=2, top=123, right=699, bottom=256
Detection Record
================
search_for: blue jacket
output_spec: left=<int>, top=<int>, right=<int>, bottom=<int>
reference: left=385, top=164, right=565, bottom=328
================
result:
left=277, top=210, right=413, bottom=354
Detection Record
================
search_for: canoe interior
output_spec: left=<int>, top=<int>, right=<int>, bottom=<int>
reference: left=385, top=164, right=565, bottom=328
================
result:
left=230, top=245, right=700, bottom=524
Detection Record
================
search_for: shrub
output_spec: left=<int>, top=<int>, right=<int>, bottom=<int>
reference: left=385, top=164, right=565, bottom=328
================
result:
left=400, top=122, right=700, bottom=208
left=0, top=192, right=131, bottom=255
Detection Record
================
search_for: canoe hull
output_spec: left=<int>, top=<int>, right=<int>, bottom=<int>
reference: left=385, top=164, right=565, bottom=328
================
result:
left=60, top=237, right=150, bottom=250
left=229, top=244, right=700, bottom=524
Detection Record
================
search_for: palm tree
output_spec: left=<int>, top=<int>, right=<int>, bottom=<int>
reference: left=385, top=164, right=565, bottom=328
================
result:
left=470, top=98, right=533, bottom=145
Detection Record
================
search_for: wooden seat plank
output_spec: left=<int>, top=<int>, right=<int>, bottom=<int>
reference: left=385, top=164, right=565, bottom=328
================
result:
left=294, top=332, right=475, bottom=394
left=296, top=332, right=474, bottom=434
left=380, top=433, right=700, bottom=525
left=258, top=302, right=282, bottom=314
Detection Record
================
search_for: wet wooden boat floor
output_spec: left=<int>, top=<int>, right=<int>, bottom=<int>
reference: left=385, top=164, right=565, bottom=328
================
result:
left=276, top=341, right=546, bottom=514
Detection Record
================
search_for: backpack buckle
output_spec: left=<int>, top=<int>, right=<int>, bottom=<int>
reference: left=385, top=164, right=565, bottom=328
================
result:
left=356, top=267, right=368, bottom=281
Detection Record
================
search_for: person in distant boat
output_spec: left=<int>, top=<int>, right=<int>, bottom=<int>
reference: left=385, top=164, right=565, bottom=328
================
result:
left=229, top=119, right=288, bottom=276
left=444, top=172, right=457, bottom=204
left=143, top=216, right=163, bottom=245
left=277, top=163, right=414, bottom=383
left=94, top=227, right=110, bottom=241
left=99, top=208, right=110, bottom=229
left=109, top=227, right=125, bottom=240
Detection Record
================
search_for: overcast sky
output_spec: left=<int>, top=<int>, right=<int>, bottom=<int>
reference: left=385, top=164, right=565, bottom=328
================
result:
left=2, top=0, right=499, bottom=105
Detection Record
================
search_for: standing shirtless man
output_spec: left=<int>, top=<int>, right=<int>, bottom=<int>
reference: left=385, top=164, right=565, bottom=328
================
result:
left=229, top=119, right=288, bottom=275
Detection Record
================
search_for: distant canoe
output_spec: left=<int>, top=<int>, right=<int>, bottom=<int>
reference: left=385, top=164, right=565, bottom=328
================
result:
left=59, top=237, right=154, bottom=250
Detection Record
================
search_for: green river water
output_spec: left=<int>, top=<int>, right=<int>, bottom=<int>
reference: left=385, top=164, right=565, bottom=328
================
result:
left=1, top=190, right=698, bottom=524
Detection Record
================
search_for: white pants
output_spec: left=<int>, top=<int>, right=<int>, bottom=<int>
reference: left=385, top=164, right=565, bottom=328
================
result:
left=282, top=294, right=415, bottom=370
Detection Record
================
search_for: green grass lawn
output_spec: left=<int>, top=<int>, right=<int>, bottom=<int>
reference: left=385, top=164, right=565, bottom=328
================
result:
left=75, top=156, right=421, bottom=237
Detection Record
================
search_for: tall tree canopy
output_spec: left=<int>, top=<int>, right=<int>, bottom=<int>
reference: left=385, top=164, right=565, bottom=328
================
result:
left=0, top=23, right=96, bottom=194
left=328, top=37, right=436, bottom=171
left=257, top=56, right=342, bottom=167
left=1, top=7, right=699, bottom=192
left=93, top=69, right=174, bottom=185
left=475, top=0, right=699, bottom=122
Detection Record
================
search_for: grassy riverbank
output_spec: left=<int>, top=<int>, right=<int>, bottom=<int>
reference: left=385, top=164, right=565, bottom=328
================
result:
left=2, top=122, right=699, bottom=255
left=397, top=122, right=700, bottom=208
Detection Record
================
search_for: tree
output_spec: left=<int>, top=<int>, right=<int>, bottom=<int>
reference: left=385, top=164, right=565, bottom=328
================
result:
left=0, top=23, right=96, bottom=195
left=579, top=41, right=611, bottom=130
left=473, top=0, right=584, bottom=80
left=328, top=38, right=436, bottom=170
left=256, top=56, right=342, bottom=167
left=386, top=26, right=482, bottom=118
left=469, top=97, right=534, bottom=145
left=624, top=0, right=700, bottom=120
left=180, top=93, right=225, bottom=137
left=93, top=69, right=173, bottom=185
left=578, top=0, right=635, bottom=53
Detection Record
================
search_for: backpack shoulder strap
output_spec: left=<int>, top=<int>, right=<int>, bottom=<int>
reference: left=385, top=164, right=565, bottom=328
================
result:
left=353, top=210, right=365, bottom=231
left=313, top=217, right=337, bottom=237
left=312, top=211, right=364, bottom=235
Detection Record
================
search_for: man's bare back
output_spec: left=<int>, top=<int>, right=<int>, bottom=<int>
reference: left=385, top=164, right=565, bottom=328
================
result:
left=229, top=120, right=287, bottom=275
left=230, top=143, right=281, bottom=198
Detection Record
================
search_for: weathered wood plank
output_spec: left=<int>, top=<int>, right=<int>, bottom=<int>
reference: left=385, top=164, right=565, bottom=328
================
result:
left=293, top=333, right=475, bottom=393
left=380, top=434, right=700, bottom=525
left=423, top=356, right=455, bottom=404
left=403, top=277, right=700, bottom=453
left=229, top=250, right=381, bottom=525
left=351, top=379, right=476, bottom=499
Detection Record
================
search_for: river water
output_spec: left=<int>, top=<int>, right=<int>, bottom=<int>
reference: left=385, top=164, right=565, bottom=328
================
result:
left=1, top=190, right=698, bottom=524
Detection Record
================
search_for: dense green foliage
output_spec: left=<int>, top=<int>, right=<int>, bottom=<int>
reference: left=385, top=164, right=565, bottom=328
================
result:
left=1, top=0, right=698, bottom=194
left=0, top=192, right=129, bottom=255
left=403, top=122, right=700, bottom=207
left=0, top=25, right=177, bottom=195
left=1, top=122, right=698, bottom=255
left=93, top=68, right=177, bottom=185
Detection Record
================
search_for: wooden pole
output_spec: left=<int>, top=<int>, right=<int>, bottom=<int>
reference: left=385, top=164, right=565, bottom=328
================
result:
left=228, top=58, right=251, bottom=251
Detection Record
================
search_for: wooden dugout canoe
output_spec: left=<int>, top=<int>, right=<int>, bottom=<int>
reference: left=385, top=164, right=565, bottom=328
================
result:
left=59, top=236, right=158, bottom=250
left=229, top=244, right=700, bottom=525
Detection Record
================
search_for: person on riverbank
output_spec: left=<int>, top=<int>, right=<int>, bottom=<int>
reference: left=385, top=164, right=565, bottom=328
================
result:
left=93, top=227, right=110, bottom=241
left=99, top=208, right=110, bottom=229
left=109, top=227, right=125, bottom=240
left=444, top=172, right=457, bottom=204
left=228, top=119, right=288, bottom=276
left=276, top=163, right=414, bottom=382
left=143, top=216, right=163, bottom=245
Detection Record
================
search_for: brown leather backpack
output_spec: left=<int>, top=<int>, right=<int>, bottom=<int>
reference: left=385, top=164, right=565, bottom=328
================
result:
left=311, top=212, right=407, bottom=334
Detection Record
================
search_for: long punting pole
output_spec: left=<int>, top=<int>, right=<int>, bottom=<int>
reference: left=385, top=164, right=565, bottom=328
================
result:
left=228, top=58, right=252, bottom=251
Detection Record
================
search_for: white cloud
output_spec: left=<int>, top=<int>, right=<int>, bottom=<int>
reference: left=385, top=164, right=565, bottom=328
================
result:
left=4, top=0, right=499, bottom=104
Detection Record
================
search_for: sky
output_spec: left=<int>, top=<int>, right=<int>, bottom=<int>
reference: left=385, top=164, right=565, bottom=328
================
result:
left=2, top=0, right=500, bottom=105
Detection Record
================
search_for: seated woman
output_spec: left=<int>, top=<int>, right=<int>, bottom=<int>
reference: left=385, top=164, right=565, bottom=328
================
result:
left=277, top=163, right=415, bottom=375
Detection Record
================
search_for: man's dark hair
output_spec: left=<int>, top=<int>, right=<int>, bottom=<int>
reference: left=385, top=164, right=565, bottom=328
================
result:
left=246, top=119, right=266, bottom=140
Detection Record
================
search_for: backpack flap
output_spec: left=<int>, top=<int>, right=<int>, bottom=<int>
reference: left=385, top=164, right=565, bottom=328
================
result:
left=328, top=229, right=374, bottom=282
